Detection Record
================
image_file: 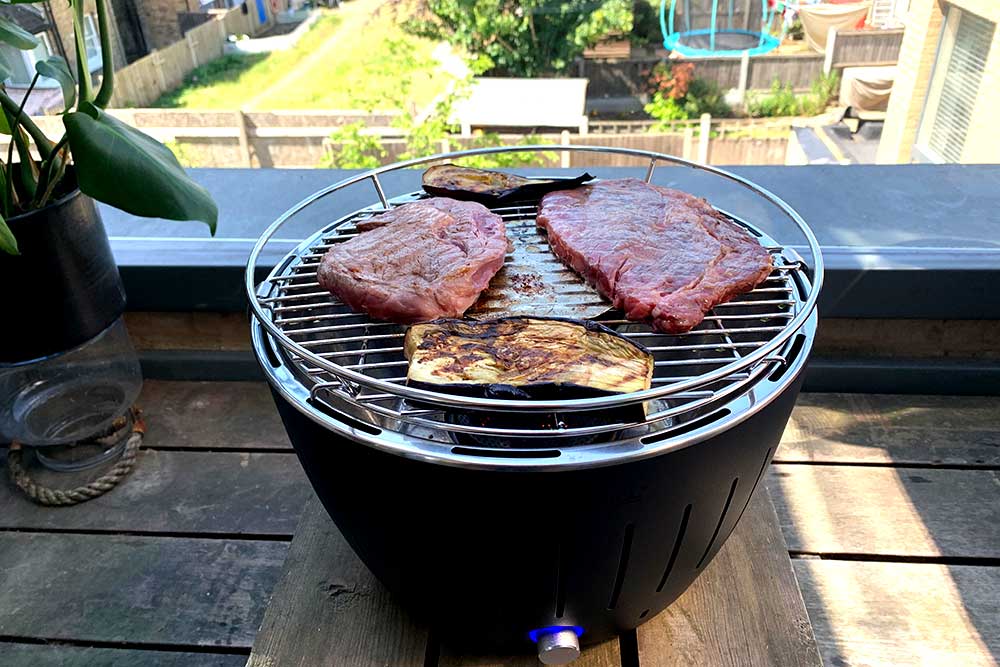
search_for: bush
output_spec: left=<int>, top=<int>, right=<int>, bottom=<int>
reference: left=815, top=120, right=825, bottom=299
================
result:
left=746, top=72, right=840, bottom=118
left=322, top=122, right=387, bottom=169
left=644, top=62, right=731, bottom=128
left=746, top=80, right=802, bottom=117
left=682, top=78, right=731, bottom=118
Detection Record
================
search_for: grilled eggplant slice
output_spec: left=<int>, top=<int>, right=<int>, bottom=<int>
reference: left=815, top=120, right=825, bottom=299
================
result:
left=404, top=317, right=652, bottom=447
left=422, top=164, right=594, bottom=205
left=405, top=317, right=652, bottom=398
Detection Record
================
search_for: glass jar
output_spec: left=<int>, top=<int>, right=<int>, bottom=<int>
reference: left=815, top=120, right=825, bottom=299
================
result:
left=0, top=316, right=142, bottom=446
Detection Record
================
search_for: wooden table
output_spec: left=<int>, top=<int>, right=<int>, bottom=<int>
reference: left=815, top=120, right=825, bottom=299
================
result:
left=1, top=382, right=998, bottom=666
left=247, top=488, right=821, bottom=667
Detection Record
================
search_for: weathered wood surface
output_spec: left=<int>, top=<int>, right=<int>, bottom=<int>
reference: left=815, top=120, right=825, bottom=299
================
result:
left=768, top=465, right=1000, bottom=558
left=775, top=393, right=1000, bottom=466
left=794, top=559, right=1000, bottom=667
left=249, top=489, right=817, bottom=666
left=636, top=490, right=821, bottom=667
left=247, top=492, right=431, bottom=667
left=139, top=380, right=291, bottom=450
left=0, top=645, right=248, bottom=667
left=247, top=490, right=626, bottom=666
left=0, top=533, right=286, bottom=647
left=0, top=450, right=309, bottom=534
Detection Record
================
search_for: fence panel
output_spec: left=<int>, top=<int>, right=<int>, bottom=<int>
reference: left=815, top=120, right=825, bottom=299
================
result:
left=832, top=29, right=905, bottom=66
left=568, top=133, right=687, bottom=165
left=189, top=19, right=225, bottom=65
left=747, top=54, right=823, bottom=89
left=108, top=5, right=268, bottom=108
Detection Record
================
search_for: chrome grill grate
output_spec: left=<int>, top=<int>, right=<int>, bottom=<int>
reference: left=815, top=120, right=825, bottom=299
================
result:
left=254, top=188, right=807, bottom=444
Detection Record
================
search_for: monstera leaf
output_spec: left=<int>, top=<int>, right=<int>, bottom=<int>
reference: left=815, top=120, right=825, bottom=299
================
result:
left=0, top=214, right=15, bottom=254
left=36, top=57, right=76, bottom=112
left=0, top=17, right=39, bottom=50
left=64, top=102, right=217, bottom=231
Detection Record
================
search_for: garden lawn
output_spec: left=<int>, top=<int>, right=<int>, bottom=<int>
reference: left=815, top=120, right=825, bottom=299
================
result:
left=255, top=10, right=453, bottom=111
left=154, top=5, right=454, bottom=112
left=155, top=14, right=344, bottom=109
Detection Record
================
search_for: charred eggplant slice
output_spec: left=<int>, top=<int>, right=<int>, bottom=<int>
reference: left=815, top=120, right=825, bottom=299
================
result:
left=404, top=317, right=652, bottom=446
left=422, top=164, right=594, bottom=205
left=405, top=317, right=652, bottom=397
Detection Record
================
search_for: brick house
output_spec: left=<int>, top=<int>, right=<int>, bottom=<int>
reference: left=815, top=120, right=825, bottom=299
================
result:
left=877, top=0, right=1000, bottom=163
left=0, top=2, right=129, bottom=85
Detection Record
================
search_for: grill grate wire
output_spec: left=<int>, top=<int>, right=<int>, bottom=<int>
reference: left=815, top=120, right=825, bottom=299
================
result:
left=255, top=193, right=806, bottom=444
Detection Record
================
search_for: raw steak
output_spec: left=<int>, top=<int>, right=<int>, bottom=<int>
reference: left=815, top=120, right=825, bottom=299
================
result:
left=537, top=179, right=773, bottom=334
left=317, top=198, right=507, bottom=324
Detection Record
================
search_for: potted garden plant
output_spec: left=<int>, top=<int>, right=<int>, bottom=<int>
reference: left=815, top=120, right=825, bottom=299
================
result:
left=0, top=1, right=216, bottom=461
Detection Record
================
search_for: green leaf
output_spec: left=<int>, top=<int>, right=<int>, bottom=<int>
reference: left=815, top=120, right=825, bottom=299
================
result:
left=0, top=213, right=17, bottom=255
left=0, top=51, right=12, bottom=81
left=64, top=103, right=218, bottom=233
left=0, top=16, right=40, bottom=50
left=36, top=56, right=76, bottom=112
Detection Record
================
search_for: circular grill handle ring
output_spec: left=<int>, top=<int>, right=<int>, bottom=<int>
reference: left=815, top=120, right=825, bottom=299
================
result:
left=245, top=145, right=823, bottom=413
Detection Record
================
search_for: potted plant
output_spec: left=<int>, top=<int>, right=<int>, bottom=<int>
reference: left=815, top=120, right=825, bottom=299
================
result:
left=0, top=1, right=216, bottom=455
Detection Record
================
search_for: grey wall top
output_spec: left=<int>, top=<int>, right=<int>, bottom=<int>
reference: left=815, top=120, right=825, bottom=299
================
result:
left=102, top=164, right=1000, bottom=317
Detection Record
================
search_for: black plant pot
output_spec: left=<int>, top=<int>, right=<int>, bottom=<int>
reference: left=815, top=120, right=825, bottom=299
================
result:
left=0, top=186, right=142, bottom=447
left=0, top=187, right=126, bottom=363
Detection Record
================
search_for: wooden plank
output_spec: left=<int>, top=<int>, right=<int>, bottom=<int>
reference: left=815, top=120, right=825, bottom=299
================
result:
left=768, top=466, right=1000, bottom=558
left=776, top=393, right=1000, bottom=466
left=247, top=493, right=430, bottom=667
left=0, top=534, right=287, bottom=647
left=794, top=559, right=1000, bottom=667
left=139, top=380, right=291, bottom=450
left=636, top=489, right=822, bottom=667
left=0, top=451, right=309, bottom=535
left=0, top=644, right=248, bottom=667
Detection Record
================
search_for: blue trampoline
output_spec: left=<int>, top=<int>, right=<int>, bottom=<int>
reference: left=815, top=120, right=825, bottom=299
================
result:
left=660, top=0, right=780, bottom=57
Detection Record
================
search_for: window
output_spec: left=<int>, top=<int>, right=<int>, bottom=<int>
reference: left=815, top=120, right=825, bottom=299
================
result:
left=83, top=14, right=103, bottom=67
left=0, top=32, right=53, bottom=86
left=869, top=0, right=908, bottom=29
left=916, top=7, right=995, bottom=163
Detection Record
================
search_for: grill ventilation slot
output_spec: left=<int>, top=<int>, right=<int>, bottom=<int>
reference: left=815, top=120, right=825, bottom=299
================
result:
left=555, top=542, right=567, bottom=618
left=656, top=504, right=692, bottom=592
left=641, top=409, right=731, bottom=446
left=450, top=447, right=561, bottom=459
left=697, top=478, right=739, bottom=569
left=608, top=523, right=635, bottom=609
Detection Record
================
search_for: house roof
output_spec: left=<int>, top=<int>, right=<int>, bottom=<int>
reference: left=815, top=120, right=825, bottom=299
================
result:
left=0, top=5, right=50, bottom=36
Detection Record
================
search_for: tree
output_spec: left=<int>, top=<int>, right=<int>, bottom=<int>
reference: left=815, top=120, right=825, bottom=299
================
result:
left=408, top=0, right=634, bottom=77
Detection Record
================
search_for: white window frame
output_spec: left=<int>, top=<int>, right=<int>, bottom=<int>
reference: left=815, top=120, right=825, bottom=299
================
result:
left=83, top=13, right=103, bottom=72
left=0, top=32, right=57, bottom=87
left=869, top=0, right=908, bottom=29
left=915, top=6, right=995, bottom=163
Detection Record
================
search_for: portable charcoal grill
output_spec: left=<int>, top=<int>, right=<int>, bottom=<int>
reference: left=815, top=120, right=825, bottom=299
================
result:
left=246, top=146, right=822, bottom=664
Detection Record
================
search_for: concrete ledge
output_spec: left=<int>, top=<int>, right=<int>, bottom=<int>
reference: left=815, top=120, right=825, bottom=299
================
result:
left=103, top=165, right=1000, bottom=318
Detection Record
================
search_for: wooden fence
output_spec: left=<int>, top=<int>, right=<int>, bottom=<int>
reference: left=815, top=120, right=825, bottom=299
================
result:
left=108, top=5, right=271, bottom=108
left=4, top=108, right=788, bottom=168
left=581, top=28, right=905, bottom=99
left=828, top=28, right=904, bottom=68
left=140, top=113, right=787, bottom=168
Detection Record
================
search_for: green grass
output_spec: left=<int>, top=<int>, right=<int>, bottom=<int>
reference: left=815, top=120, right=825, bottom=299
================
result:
left=154, top=9, right=454, bottom=112
left=154, top=14, right=344, bottom=109
left=260, top=13, right=452, bottom=111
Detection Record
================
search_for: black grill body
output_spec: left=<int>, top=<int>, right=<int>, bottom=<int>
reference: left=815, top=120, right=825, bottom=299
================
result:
left=266, top=362, right=805, bottom=651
